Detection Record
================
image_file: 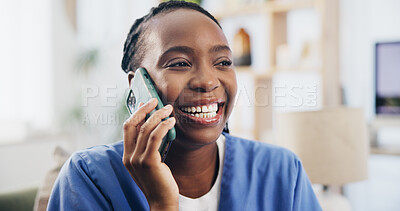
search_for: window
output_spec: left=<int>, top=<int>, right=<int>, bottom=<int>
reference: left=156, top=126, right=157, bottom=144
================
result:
left=0, top=0, right=53, bottom=142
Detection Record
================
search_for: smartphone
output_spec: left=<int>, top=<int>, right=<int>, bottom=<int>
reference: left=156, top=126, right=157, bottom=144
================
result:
left=126, top=67, right=176, bottom=162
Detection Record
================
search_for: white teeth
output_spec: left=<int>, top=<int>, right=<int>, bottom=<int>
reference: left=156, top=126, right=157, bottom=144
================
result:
left=208, top=105, right=213, bottom=112
left=180, top=103, right=219, bottom=117
left=184, top=111, right=217, bottom=119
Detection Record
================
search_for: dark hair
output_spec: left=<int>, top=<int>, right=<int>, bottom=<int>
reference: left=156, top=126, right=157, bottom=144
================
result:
left=121, top=0, right=221, bottom=73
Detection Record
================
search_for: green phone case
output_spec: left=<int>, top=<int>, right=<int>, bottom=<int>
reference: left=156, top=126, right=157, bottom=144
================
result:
left=126, top=68, right=176, bottom=161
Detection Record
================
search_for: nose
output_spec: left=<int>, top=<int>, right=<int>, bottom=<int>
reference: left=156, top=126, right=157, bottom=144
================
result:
left=188, top=66, right=220, bottom=93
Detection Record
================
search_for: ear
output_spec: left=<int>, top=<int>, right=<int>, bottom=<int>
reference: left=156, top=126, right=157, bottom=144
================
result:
left=128, top=71, right=135, bottom=87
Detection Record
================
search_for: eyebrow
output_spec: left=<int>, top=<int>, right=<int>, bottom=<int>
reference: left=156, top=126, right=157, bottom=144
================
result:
left=161, top=44, right=232, bottom=57
left=208, top=45, right=232, bottom=53
left=162, top=46, right=195, bottom=56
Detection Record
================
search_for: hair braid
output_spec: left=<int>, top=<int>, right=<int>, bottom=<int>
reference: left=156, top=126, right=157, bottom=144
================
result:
left=121, top=0, right=221, bottom=73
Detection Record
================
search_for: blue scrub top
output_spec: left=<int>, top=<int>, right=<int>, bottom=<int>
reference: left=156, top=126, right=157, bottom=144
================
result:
left=48, top=133, right=322, bottom=210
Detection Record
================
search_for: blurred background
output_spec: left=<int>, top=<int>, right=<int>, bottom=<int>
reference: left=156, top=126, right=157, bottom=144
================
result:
left=0, top=0, right=399, bottom=210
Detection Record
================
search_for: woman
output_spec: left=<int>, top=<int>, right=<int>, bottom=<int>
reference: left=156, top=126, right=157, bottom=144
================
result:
left=48, top=1, right=322, bottom=210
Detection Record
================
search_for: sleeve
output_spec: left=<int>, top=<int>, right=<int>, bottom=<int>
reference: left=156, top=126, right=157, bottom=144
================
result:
left=292, top=159, right=323, bottom=211
left=47, top=153, right=111, bottom=211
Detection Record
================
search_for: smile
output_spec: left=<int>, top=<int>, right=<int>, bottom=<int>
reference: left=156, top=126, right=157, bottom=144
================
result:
left=176, top=101, right=224, bottom=126
left=179, top=103, right=218, bottom=118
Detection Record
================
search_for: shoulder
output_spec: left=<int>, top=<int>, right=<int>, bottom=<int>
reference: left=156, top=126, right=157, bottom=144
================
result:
left=49, top=141, right=147, bottom=210
left=223, top=132, right=299, bottom=167
left=71, top=141, right=124, bottom=166
left=55, top=140, right=134, bottom=199
left=222, top=132, right=302, bottom=181
left=219, top=133, right=318, bottom=210
left=61, top=141, right=126, bottom=182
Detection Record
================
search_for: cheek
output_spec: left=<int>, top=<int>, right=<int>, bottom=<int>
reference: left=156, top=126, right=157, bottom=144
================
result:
left=221, top=71, right=237, bottom=119
left=223, top=71, right=238, bottom=103
left=155, top=73, right=187, bottom=104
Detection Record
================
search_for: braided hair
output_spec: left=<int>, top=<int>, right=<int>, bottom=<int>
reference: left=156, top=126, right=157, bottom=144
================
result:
left=121, top=1, right=229, bottom=134
left=121, top=1, right=221, bottom=73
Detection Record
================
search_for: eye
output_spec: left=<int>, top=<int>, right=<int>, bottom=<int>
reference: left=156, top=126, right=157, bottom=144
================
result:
left=216, top=60, right=232, bottom=67
left=167, top=61, right=191, bottom=68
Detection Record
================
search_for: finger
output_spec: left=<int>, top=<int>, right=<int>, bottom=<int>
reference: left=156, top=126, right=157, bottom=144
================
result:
left=123, top=99, right=157, bottom=154
left=134, top=104, right=173, bottom=155
left=145, top=117, right=176, bottom=159
left=132, top=99, right=158, bottom=122
left=133, top=103, right=145, bottom=137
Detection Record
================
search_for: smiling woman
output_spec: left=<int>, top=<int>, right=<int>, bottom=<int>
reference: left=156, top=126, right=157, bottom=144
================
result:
left=47, top=1, right=322, bottom=211
left=131, top=9, right=236, bottom=148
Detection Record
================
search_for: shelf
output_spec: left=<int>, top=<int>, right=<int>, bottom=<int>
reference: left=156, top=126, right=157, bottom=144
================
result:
left=269, top=0, right=315, bottom=13
left=214, top=4, right=268, bottom=19
left=214, top=0, right=315, bottom=19
left=270, top=66, right=322, bottom=72
left=235, top=66, right=253, bottom=72
left=370, top=146, right=400, bottom=156
left=234, top=66, right=276, bottom=78
left=234, top=65, right=320, bottom=76
left=255, top=71, right=276, bottom=79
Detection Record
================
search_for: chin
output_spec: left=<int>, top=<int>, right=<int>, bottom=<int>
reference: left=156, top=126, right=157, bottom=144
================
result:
left=173, top=122, right=225, bottom=149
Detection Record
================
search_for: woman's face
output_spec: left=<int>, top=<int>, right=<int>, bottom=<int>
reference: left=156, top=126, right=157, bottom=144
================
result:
left=131, top=9, right=237, bottom=147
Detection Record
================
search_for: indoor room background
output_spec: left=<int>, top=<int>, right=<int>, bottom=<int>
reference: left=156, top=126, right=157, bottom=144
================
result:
left=0, top=0, right=399, bottom=210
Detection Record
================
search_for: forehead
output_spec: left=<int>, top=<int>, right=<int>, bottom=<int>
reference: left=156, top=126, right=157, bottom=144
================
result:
left=145, top=9, right=228, bottom=51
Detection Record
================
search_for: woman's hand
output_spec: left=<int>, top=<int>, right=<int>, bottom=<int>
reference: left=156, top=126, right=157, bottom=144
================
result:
left=122, top=98, right=178, bottom=211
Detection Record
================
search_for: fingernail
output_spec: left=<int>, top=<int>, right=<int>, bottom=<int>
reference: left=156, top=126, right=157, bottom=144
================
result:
left=165, top=104, right=173, bottom=110
left=149, top=98, right=157, bottom=104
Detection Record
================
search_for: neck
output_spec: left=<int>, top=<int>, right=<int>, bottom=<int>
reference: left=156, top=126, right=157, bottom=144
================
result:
left=165, top=137, right=219, bottom=198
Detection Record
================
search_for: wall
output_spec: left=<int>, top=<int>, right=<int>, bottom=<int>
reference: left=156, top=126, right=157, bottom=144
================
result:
left=0, top=136, right=73, bottom=193
left=0, top=0, right=53, bottom=139
left=0, top=0, right=159, bottom=193
left=340, top=0, right=400, bottom=210
left=340, top=0, right=400, bottom=119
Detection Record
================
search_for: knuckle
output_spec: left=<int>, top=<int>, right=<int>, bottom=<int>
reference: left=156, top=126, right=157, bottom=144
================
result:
left=123, top=159, right=132, bottom=168
left=139, top=124, right=147, bottom=134
left=149, top=133, right=160, bottom=143
left=139, top=158, right=154, bottom=169
left=146, top=116, right=158, bottom=125
left=122, top=156, right=129, bottom=166
left=154, top=110, right=165, bottom=119
left=123, top=156, right=135, bottom=170
left=123, top=121, right=131, bottom=131
left=154, top=109, right=164, bottom=116
left=160, top=109, right=170, bottom=117
left=161, top=120, right=171, bottom=126
left=131, top=157, right=141, bottom=168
